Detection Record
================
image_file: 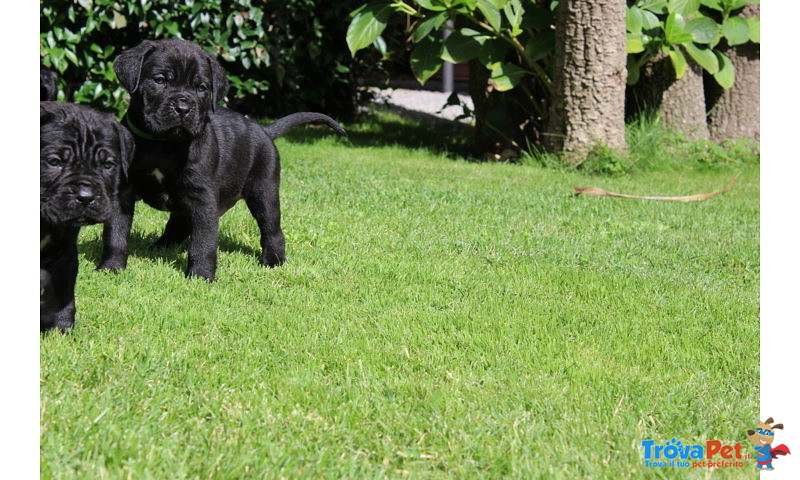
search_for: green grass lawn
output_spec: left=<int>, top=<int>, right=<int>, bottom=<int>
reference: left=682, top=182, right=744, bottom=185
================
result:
left=41, top=112, right=759, bottom=479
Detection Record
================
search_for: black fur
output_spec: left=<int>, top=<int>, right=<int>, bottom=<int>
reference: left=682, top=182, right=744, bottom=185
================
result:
left=100, top=39, right=345, bottom=281
left=40, top=102, right=134, bottom=331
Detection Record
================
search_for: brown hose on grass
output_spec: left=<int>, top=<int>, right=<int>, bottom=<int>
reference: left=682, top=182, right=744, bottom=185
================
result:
left=573, top=177, right=737, bottom=202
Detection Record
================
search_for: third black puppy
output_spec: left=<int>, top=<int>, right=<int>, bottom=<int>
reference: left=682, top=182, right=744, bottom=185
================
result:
left=41, top=102, right=133, bottom=331
left=100, top=39, right=345, bottom=281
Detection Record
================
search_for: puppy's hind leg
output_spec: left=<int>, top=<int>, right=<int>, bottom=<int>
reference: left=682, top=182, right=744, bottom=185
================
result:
left=243, top=171, right=286, bottom=268
left=153, top=213, right=191, bottom=248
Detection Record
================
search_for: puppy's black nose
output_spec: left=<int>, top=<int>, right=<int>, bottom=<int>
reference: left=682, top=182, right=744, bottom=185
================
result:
left=174, top=100, right=191, bottom=116
left=75, top=186, right=96, bottom=206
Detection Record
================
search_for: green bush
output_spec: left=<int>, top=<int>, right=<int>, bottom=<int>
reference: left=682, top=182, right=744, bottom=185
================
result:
left=344, top=0, right=759, bottom=155
left=40, top=0, right=378, bottom=119
left=626, top=0, right=761, bottom=88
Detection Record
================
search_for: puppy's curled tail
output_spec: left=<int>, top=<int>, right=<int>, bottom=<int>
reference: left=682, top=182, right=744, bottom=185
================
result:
left=263, top=112, right=346, bottom=139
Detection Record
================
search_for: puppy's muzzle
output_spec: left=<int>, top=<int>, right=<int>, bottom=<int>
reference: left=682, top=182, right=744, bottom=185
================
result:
left=172, top=98, right=193, bottom=118
left=73, top=185, right=96, bottom=206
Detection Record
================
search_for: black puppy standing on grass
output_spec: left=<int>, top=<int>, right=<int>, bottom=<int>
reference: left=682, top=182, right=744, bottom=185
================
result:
left=40, top=102, right=134, bottom=331
left=99, top=39, right=345, bottom=281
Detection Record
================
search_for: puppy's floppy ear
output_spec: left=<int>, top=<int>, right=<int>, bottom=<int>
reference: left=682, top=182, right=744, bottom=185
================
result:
left=114, top=40, right=156, bottom=93
left=40, top=101, right=62, bottom=125
left=205, top=53, right=228, bottom=113
left=113, top=122, right=135, bottom=181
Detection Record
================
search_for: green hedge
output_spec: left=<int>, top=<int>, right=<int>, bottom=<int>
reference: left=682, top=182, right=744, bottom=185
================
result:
left=40, top=0, right=379, bottom=119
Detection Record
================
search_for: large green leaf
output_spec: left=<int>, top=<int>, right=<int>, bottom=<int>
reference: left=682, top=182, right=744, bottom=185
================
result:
left=747, top=17, right=759, bottom=43
left=685, top=16, right=719, bottom=44
left=665, top=13, right=692, bottom=44
left=722, top=0, right=751, bottom=10
left=411, top=11, right=447, bottom=43
left=477, top=0, right=502, bottom=31
left=442, top=28, right=487, bottom=63
left=700, top=0, right=723, bottom=11
left=683, top=42, right=719, bottom=73
left=627, top=33, right=646, bottom=54
left=712, top=51, right=735, bottom=88
left=502, top=0, right=524, bottom=35
left=346, top=2, right=395, bottom=56
left=641, top=10, right=661, bottom=30
left=410, top=36, right=444, bottom=85
left=668, top=0, right=700, bottom=15
left=627, top=6, right=644, bottom=35
left=415, top=0, right=448, bottom=11
left=478, top=38, right=508, bottom=69
left=489, top=62, right=528, bottom=91
left=639, top=0, right=668, bottom=14
left=668, top=47, right=687, bottom=78
left=524, top=31, right=554, bottom=61
left=722, top=16, right=750, bottom=46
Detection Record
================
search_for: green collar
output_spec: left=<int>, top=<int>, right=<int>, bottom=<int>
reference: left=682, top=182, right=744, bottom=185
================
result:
left=126, top=116, right=169, bottom=142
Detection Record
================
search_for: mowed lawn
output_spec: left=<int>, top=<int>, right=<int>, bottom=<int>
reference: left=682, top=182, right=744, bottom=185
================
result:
left=41, top=113, right=759, bottom=479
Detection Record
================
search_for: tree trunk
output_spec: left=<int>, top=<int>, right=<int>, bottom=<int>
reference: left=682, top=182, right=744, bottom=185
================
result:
left=627, top=53, right=709, bottom=141
left=706, top=4, right=759, bottom=142
left=545, top=0, right=627, bottom=159
left=661, top=56, right=709, bottom=141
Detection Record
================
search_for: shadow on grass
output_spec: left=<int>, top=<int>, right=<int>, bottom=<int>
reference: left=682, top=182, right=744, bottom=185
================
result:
left=80, top=231, right=261, bottom=275
left=266, top=106, right=478, bottom=160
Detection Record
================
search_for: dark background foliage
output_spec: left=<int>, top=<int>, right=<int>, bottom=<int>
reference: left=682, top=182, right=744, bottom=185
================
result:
left=40, top=0, right=383, bottom=120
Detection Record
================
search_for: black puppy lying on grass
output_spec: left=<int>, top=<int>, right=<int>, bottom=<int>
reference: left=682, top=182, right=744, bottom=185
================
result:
left=99, top=39, right=345, bottom=282
left=40, top=102, right=133, bottom=331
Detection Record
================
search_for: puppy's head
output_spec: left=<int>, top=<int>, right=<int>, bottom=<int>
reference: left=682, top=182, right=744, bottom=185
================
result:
left=40, top=102, right=134, bottom=227
left=114, top=39, right=228, bottom=138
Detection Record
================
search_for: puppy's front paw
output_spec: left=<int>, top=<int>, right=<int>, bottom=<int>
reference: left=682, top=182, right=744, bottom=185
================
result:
left=97, top=258, right=127, bottom=272
left=186, top=267, right=215, bottom=282
left=260, top=252, right=286, bottom=268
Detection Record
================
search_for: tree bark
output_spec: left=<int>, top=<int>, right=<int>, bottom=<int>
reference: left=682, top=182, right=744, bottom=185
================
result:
left=627, top=52, right=709, bottom=141
left=545, top=0, right=627, bottom=159
left=706, top=4, right=760, bottom=142
left=660, top=55, right=710, bottom=141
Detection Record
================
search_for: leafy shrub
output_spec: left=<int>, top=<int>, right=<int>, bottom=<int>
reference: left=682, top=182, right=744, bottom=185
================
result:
left=40, top=0, right=376, bottom=119
left=346, top=1, right=557, bottom=152
left=345, top=0, right=759, bottom=155
left=626, top=0, right=760, bottom=87
left=347, top=0, right=555, bottom=93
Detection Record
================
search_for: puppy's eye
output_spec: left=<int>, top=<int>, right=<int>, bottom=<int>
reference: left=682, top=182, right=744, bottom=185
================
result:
left=102, top=160, right=116, bottom=170
left=153, top=75, right=166, bottom=85
left=197, top=83, right=209, bottom=92
left=46, top=156, right=62, bottom=167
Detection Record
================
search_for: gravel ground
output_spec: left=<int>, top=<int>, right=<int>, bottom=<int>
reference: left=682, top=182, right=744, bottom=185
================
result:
left=368, top=87, right=474, bottom=123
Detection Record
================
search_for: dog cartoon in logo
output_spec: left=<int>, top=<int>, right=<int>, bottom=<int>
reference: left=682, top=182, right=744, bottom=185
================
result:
left=747, top=417, right=791, bottom=470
